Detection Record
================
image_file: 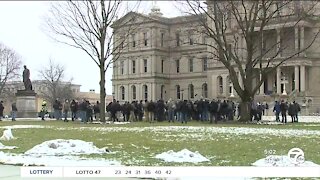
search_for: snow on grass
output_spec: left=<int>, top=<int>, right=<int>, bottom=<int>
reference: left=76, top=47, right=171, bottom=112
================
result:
left=0, top=128, right=15, bottom=141
left=0, top=139, right=120, bottom=166
left=24, top=139, right=109, bottom=156
left=55, top=126, right=320, bottom=138
left=0, top=125, right=47, bottom=129
left=155, top=149, right=210, bottom=163
left=0, top=151, right=121, bottom=166
left=252, top=155, right=320, bottom=167
left=0, top=142, right=17, bottom=150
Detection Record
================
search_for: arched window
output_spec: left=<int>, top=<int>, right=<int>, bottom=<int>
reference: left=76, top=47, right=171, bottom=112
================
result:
left=143, top=85, right=148, bottom=100
left=188, top=84, right=194, bottom=99
left=176, top=85, right=181, bottom=99
left=120, top=86, right=125, bottom=100
left=217, top=76, right=223, bottom=94
left=160, top=85, right=165, bottom=100
left=131, top=85, right=136, bottom=100
left=202, top=83, right=208, bottom=98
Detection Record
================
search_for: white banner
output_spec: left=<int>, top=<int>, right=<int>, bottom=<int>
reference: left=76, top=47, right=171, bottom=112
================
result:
left=21, top=166, right=320, bottom=178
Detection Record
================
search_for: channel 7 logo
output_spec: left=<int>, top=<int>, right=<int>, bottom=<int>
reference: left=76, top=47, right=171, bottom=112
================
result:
left=288, top=148, right=305, bottom=165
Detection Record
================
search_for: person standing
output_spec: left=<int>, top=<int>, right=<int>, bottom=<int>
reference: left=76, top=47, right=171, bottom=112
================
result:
left=70, top=99, right=78, bottom=121
left=0, top=101, right=4, bottom=121
left=11, top=102, right=18, bottom=121
left=93, top=101, right=100, bottom=121
left=41, top=100, right=47, bottom=121
left=63, top=99, right=70, bottom=122
left=273, top=101, right=281, bottom=122
left=280, top=100, right=288, bottom=123
left=293, top=101, right=301, bottom=122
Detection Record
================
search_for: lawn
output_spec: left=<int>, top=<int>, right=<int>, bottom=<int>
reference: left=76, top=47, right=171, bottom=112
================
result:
left=0, top=120, right=319, bottom=166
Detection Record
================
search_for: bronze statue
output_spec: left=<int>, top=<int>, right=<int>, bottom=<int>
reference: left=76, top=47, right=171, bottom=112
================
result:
left=23, top=65, right=32, bottom=90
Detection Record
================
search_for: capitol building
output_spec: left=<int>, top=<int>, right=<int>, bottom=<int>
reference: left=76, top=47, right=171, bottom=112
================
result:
left=111, top=1, right=320, bottom=114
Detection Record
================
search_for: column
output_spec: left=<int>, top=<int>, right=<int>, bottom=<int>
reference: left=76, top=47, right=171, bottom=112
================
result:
left=259, top=73, right=264, bottom=95
left=300, top=65, right=306, bottom=92
left=301, top=26, right=305, bottom=56
left=223, top=75, right=228, bottom=97
left=295, top=27, right=299, bottom=53
left=276, top=29, right=281, bottom=58
left=151, top=83, right=156, bottom=101
left=294, top=66, right=299, bottom=92
left=276, top=67, right=281, bottom=94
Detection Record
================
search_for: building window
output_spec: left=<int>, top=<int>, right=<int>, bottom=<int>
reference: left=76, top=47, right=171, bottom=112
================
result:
left=143, top=32, right=148, bottom=46
left=143, top=59, right=147, bottom=73
left=120, top=61, right=124, bottom=75
left=189, top=35, right=193, bottom=45
left=203, top=57, right=208, bottom=71
left=176, top=60, right=180, bottom=73
left=120, top=36, right=124, bottom=49
left=132, top=60, right=136, bottom=74
left=202, top=34, right=206, bottom=44
left=161, top=33, right=164, bottom=47
left=218, top=76, right=223, bottom=94
left=132, top=85, right=136, bottom=100
left=176, top=33, right=180, bottom=46
left=176, top=85, right=181, bottom=99
left=132, top=34, right=136, bottom=47
left=143, top=85, right=148, bottom=100
left=202, top=83, right=208, bottom=98
left=161, top=59, right=164, bottom=73
left=160, top=85, right=165, bottom=99
left=120, top=86, right=125, bottom=100
left=188, top=84, right=194, bottom=99
left=189, top=58, right=193, bottom=72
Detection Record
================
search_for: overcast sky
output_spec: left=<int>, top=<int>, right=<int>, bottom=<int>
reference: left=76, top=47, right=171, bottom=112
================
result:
left=0, top=1, right=181, bottom=95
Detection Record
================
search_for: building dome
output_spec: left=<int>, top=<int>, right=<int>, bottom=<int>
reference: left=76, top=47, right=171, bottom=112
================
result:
left=149, top=2, right=163, bottom=17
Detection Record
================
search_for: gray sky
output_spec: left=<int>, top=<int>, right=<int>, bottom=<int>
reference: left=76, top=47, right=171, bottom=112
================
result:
left=0, top=1, right=181, bottom=95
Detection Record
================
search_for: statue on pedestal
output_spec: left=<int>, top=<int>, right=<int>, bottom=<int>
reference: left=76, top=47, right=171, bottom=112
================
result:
left=23, top=65, right=32, bottom=91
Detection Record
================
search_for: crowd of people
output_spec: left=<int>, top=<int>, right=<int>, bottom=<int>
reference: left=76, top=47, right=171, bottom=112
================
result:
left=0, top=97, right=301, bottom=124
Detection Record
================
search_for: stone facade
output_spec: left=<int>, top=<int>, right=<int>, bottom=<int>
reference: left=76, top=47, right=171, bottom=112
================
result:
left=112, top=2, right=320, bottom=114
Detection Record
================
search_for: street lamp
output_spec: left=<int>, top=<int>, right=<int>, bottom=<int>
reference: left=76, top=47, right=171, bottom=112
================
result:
left=281, top=75, right=288, bottom=96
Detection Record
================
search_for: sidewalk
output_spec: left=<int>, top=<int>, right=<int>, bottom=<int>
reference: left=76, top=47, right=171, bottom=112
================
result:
left=0, top=165, right=146, bottom=180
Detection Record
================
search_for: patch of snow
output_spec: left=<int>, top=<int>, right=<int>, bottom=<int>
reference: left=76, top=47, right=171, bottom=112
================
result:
left=131, top=144, right=139, bottom=148
left=56, top=126, right=320, bottom=137
left=155, top=149, right=210, bottom=163
left=0, top=142, right=17, bottom=150
left=24, top=139, right=109, bottom=156
left=142, top=146, right=150, bottom=150
left=0, top=151, right=121, bottom=166
left=0, top=125, right=47, bottom=129
left=0, top=128, right=15, bottom=141
left=252, top=155, right=320, bottom=167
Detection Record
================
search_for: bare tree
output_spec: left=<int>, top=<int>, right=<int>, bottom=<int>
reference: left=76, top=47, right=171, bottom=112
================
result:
left=38, top=59, right=74, bottom=106
left=43, top=0, right=140, bottom=122
left=180, top=0, right=320, bottom=121
left=0, top=43, right=22, bottom=97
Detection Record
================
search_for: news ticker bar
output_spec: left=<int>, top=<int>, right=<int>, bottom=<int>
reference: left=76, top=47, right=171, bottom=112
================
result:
left=21, top=166, right=320, bottom=178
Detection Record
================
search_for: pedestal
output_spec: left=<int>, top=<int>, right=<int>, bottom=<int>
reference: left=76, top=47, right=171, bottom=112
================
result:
left=15, top=90, right=38, bottom=118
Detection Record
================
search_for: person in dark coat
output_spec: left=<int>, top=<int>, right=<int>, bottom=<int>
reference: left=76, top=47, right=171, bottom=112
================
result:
left=156, top=100, right=165, bottom=122
left=0, top=101, right=4, bottom=121
left=293, top=101, right=301, bottom=122
left=180, top=100, right=188, bottom=123
left=288, top=102, right=295, bottom=123
left=280, top=100, right=288, bottom=123
left=70, top=100, right=78, bottom=121
left=209, top=100, right=218, bottom=123
left=273, top=101, right=281, bottom=122
left=93, top=101, right=100, bottom=121
left=147, top=100, right=156, bottom=123
left=11, top=102, right=18, bottom=121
